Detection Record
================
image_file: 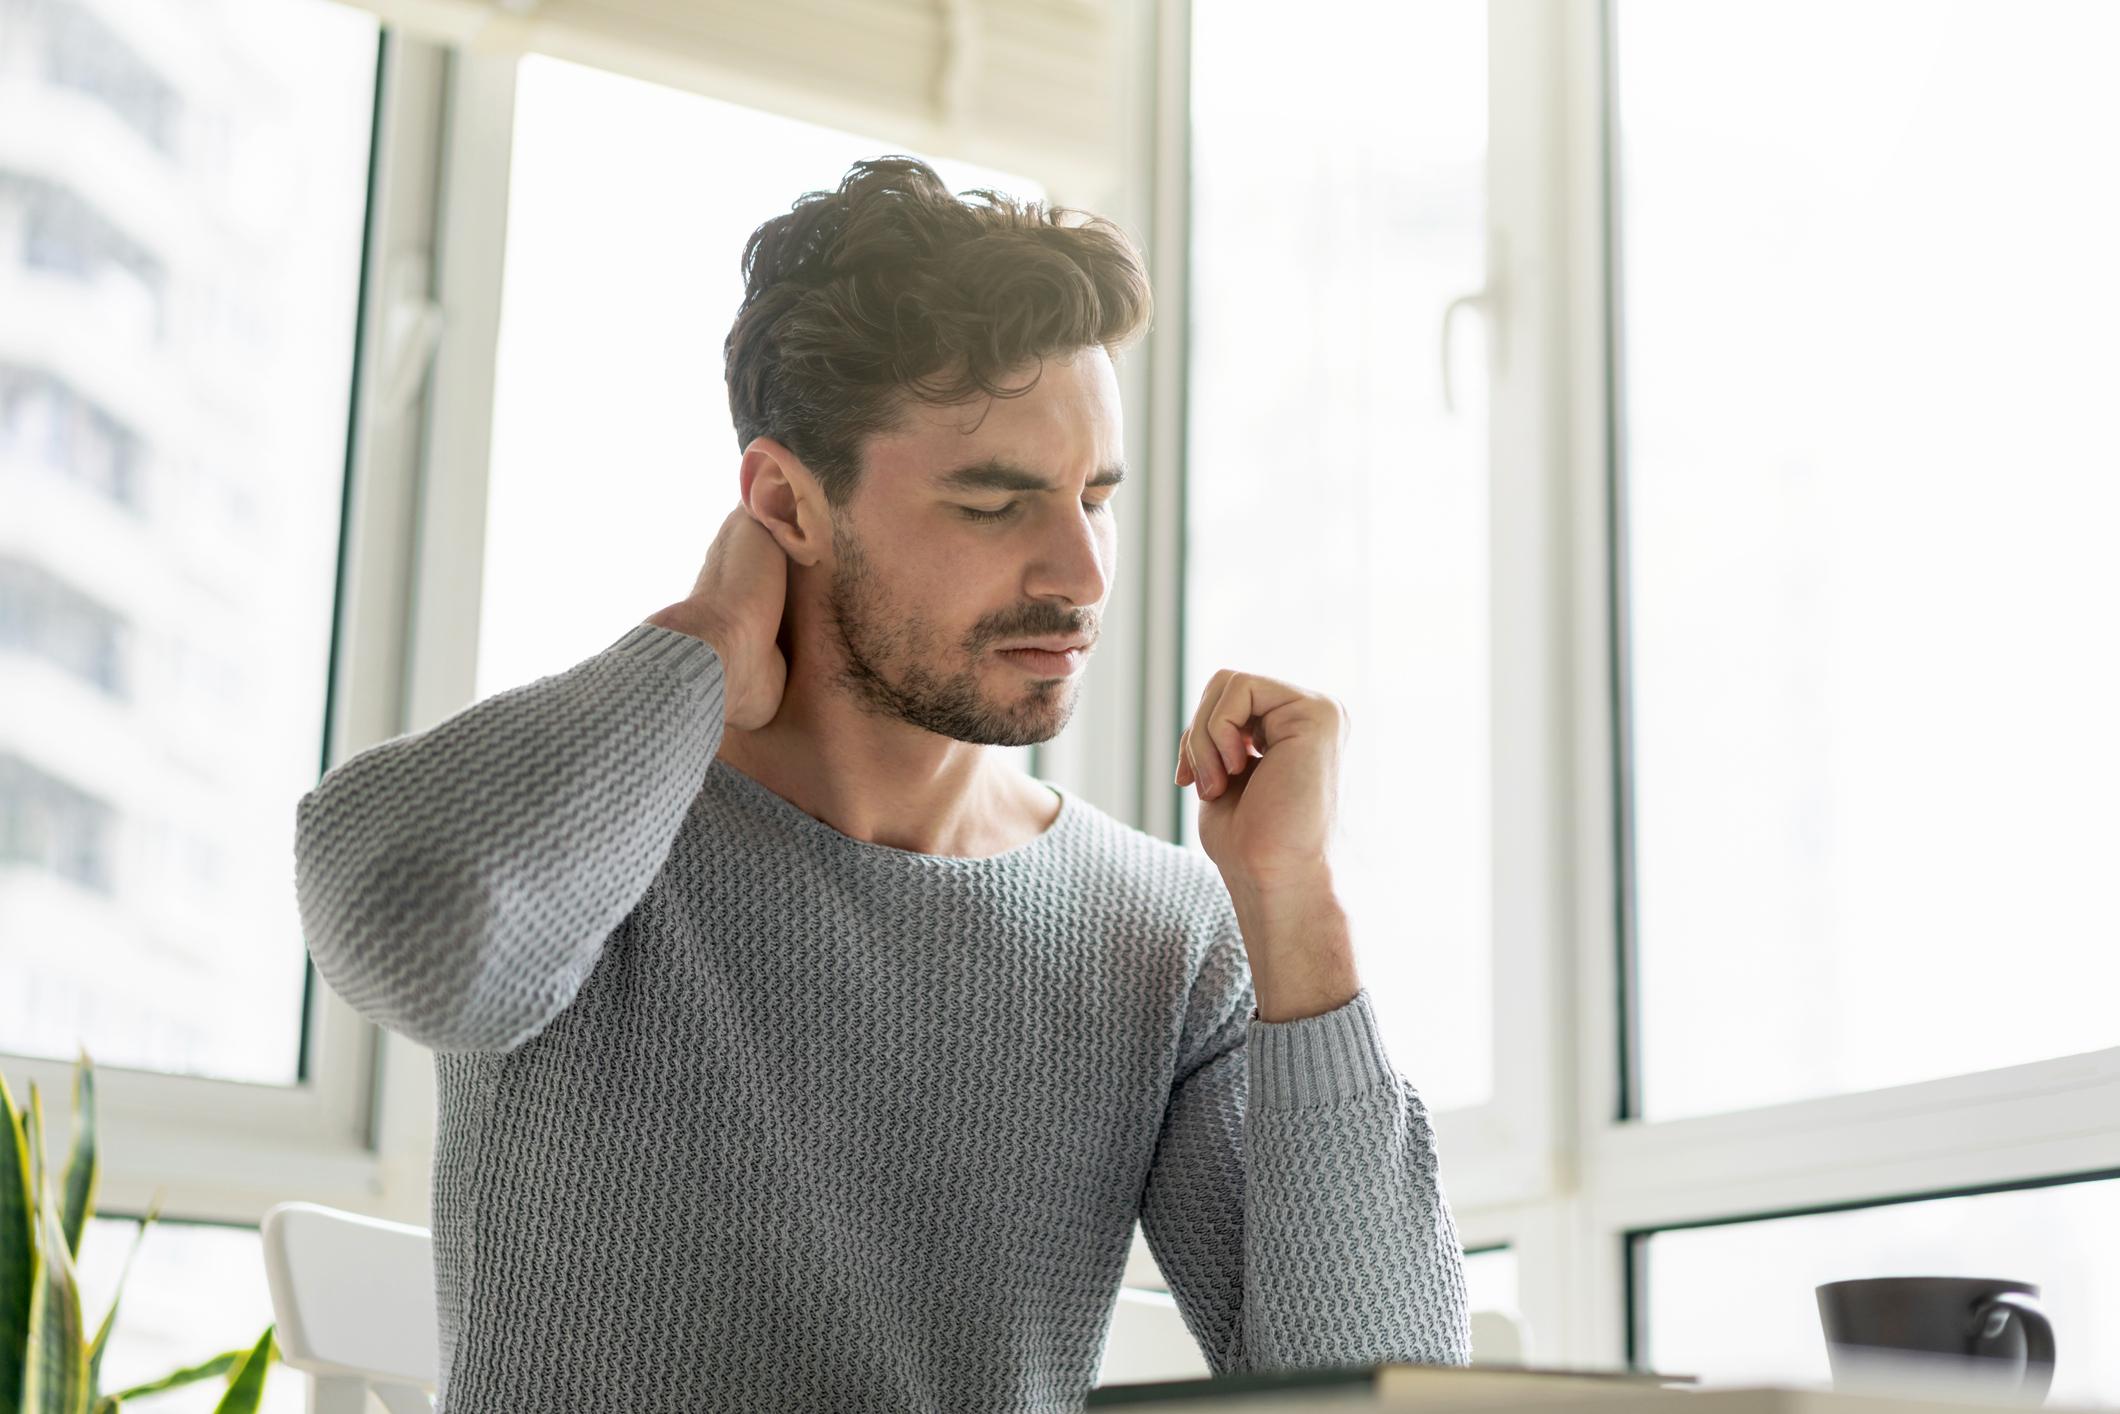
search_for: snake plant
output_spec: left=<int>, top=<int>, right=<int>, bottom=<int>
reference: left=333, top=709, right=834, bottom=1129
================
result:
left=3, top=1051, right=279, bottom=1414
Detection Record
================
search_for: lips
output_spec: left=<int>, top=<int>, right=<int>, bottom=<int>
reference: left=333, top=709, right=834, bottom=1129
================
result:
left=998, top=643, right=1087, bottom=677
left=1000, top=638, right=1091, bottom=653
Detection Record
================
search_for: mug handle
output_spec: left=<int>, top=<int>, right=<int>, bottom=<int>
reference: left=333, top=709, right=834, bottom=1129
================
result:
left=1970, top=1292, right=2056, bottom=1402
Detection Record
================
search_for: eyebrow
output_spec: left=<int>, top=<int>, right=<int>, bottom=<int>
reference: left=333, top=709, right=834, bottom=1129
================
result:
left=933, top=458, right=1127, bottom=494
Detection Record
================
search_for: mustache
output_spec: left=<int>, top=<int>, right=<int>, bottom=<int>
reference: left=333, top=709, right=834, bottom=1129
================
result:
left=988, top=622, right=1094, bottom=643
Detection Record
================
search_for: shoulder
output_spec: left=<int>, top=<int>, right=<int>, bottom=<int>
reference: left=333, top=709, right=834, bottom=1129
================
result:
left=1050, top=786, right=1242, bottom=959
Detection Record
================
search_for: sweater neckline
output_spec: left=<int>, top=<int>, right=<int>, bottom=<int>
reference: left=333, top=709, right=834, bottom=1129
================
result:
left=709, top=759, right=1076, bottom=867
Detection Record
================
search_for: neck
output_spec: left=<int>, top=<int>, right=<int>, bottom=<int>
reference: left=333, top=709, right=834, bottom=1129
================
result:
left=716, top=639, right=1047, bottom=859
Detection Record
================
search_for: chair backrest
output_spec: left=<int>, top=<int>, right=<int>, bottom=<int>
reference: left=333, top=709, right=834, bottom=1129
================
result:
left=1099, top=1287, right=1211, bottom=1385
left=259, top=1201, right=439, bottom=1414
left=1470, top=1306, right=1531, bottom=1364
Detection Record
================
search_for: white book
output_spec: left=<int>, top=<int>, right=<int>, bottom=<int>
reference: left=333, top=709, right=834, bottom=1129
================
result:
left=1091, top=1356, right=2076, bottom=1414
left=1089, top=1359, right=1698, bottom=1407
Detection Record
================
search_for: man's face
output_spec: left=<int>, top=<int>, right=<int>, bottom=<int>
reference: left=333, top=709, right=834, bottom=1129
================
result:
left=819, top=346, right=1122, bottom=749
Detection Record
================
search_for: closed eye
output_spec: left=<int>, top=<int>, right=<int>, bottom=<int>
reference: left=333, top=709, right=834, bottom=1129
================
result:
left=959, top=499, right=1113, bottom=523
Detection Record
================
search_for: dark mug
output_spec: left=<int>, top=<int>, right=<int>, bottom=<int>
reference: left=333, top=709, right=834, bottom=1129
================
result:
left=1817, top=1276, right=2055, bottom=1404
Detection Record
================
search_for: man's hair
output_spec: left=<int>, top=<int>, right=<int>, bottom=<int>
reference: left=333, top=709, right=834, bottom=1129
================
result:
left=724, top=155, right=1153, bottom=509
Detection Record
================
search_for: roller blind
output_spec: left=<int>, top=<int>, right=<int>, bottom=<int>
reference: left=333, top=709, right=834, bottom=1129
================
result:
left=344, top=0, right=1122, bottom=193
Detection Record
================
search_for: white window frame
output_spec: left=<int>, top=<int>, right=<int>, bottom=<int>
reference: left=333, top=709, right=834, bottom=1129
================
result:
left=1, top=25, right=455, bottom=1228
left=1106, top=0, right=1586, bottom=1298
left=1455, top=0, right=2120, bottom=1374
left=27, top=0, right=2117, bottom=1369
left=1120, top=0, right=2120, bottom=1369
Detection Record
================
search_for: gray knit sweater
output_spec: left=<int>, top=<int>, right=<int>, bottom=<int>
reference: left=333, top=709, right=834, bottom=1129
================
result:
left=292, top=621, right=1471, bottom=1412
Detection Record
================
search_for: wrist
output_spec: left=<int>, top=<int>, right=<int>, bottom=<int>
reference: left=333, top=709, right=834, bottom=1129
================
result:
left=1242, top=901, right=1360, bottom=1023
left=643, top=606, right=745, bottom=717
left=1227, top=873, right=1358, bottom=1023
left=1227, top=863, right=1339, bottom=924
left=645, top=604, right=731, bottom=659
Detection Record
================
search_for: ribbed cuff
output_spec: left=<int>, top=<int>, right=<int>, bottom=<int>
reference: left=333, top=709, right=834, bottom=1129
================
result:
left=1246, top=987, right=1398, bottom=1111
left=606, top=622, right=722, bottom=687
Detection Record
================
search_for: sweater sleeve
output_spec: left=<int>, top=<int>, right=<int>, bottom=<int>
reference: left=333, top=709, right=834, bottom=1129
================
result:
left=293, top=622, right=725, bottom=1054
left=1134, top=922, right=1473, bottom=1374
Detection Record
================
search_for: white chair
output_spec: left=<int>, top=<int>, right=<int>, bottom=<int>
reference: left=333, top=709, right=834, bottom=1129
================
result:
left=1470, top=1306, right=1532, bottom=1364
left=260, top=1201, right=438, bottom=1413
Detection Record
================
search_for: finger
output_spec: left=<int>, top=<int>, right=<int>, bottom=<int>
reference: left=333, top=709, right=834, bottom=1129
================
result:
left=1211, top=706, right=1246, bottom=776
left=1174, top=728, right=1193, bottom=787
left=1185, top=724, right=1216, bottom=797
left=1207, top=673, right=1315, bottom=775
left=1187, top=671, right=1233, bottom=798
left=1201, top=682, right=1246, bottom=792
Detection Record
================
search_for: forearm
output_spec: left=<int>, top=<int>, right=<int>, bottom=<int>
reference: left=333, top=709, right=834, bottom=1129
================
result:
left=1238, top=991, right=1473, bottom=1370
left=1228, top=874, right=1360, bottom=1023
left=295, top=622, right=726, bottom=1051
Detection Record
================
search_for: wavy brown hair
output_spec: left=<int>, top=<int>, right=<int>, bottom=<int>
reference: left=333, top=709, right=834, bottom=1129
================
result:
left=724, top=156, right=1153, bottom=509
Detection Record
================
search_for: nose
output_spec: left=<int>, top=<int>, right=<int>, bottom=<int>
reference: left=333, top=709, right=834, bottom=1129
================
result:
left=1026, top=499, right=1112, bottom=616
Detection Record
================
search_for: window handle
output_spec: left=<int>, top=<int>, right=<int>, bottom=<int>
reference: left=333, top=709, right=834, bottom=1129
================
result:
left=1439, top=232, right=1506, bottom=415
left=376, top=252, right=445, bottom=425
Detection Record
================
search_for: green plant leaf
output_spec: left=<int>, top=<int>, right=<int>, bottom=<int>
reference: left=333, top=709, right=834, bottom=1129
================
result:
left=3, top=1071, right=38, bottom=1414
left=87, top=1194, right=162, bottom=1404
left=22, top=1206, right=89, bottom=1414
left=59, top=1055, right=96, bottom=1265
left=101, top=1349, right=244, bottom=1403
left=24, top=1086, right=45, bottom=1247
left=206, top=1329, right=273, bottom=1414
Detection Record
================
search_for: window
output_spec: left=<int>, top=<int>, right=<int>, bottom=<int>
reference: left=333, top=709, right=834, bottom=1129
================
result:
left=0, top=365, right=146, bottom=506
left=0, top=0, right=379, bottom=1085
left=34, top=0, right=180, bottom=153
left=0, top=753, right=116, bottom=892
left=1612, top=0, right=2120, bottom=1121
left=1637, top=1174, right=2120, bottom=1403
left=76, top=1215, right=300, bottom=1413
left=1185, top=0, right=1491, bottom=1111
left=475, top=54, right=1042, bottom=777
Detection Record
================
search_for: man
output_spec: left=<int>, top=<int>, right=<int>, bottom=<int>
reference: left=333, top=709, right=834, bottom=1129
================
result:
left=294, top=155, right=1470, bottom=1413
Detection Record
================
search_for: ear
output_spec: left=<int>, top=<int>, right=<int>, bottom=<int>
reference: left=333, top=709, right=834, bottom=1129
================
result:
left=738, top=437, right=830, bottom=568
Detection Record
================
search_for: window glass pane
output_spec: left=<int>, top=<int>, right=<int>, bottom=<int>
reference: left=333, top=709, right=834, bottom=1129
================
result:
left=1614, top=0, right=2120, bottom=1121
left=477, top=51, right=1041, bottom=802
left=1640, top=1177, right=2120, bottom=1405
left=1187, top=0, right=1490, bottom=1111
left=76, top=1216, right=301, bottom=1412
left=0, top=0, right=377, bottom=1083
